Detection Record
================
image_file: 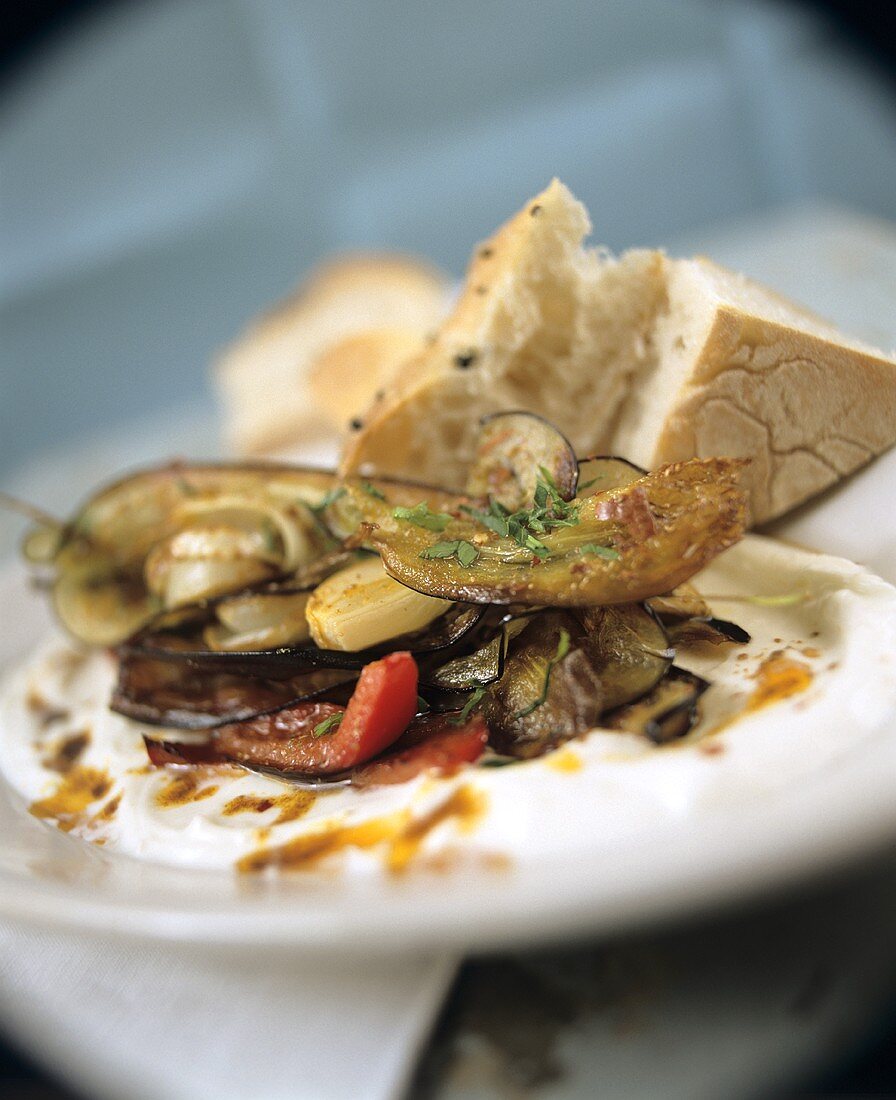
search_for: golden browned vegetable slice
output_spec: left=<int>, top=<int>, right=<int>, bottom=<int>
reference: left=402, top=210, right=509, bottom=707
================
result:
left=345, top=458, right=747, bottom=607
left=604, top=667, right=709, bottom=743
left=466, top=412, right=578, bottom=510
left=577, top=603, right=672, bottom=710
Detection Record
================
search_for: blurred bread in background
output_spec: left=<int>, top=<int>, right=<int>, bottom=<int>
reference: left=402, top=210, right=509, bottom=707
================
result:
left=214, top=254, right=449, bottom=457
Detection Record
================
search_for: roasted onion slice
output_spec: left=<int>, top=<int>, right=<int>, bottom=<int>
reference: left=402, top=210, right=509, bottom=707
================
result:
left=31, top=463, right=341, bottom=645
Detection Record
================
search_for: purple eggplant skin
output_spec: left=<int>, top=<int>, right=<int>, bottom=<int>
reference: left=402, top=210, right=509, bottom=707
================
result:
left=119, top=602, right=486, bottom=678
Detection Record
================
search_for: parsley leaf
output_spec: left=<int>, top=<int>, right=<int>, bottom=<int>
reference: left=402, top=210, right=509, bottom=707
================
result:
left=312, top=712, right=344, bottom=738
left=578, top=543, right=620, bottom=560
left=456, top=540, right=480, bottom=567
left=309, top=487, right=346, bottom=513
left=419, top=540, right=460, bottom=559
left=393, top=502, right=453, bottom=531
left=419, top=540, right=480, bottom=567
left=514, top=628, right=572, bottom=718
left=451, top=684, right=488, bottom=725
left=361, top=481, right=386, bottom=500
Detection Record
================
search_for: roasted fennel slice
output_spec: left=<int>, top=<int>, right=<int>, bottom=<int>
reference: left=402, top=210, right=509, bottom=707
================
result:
left=345, top=459, right=747, bottom=607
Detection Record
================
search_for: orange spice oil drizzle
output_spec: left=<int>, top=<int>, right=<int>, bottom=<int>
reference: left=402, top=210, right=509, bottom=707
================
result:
left=222, top=790, right=316, bottom=826
left=706, top=650, right=814, bottom=737
left=29, top=767, right=113, bottom=832
left=237, top=783, right=487, bottom=875
left=153, top=769, right=221, bottom=809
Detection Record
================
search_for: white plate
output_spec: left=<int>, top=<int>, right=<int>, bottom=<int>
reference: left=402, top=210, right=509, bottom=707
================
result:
left=2, top=520, right=896, bottom=954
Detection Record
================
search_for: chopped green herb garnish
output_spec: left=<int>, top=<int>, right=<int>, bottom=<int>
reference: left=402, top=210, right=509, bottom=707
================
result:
left=309, top=487, right=346, bottom=513
left=514, top=628, right=571, bottom=719
left=260, top=519, right=279, bottom=553
left=460, top=498, right=511, bottom=538
left=419, top=540, right=480, bottom=567
left=393, top=502, right=454, bottom=532
left=361, top=481, right=387, bottom=501
left=420, top=540, right=461, bottom=559
left=312, top=712, right=344, bottom=738
left=578, top=543, right=620, bottom=560
left=463, top=471, right=578, bottom=561
left=456, top=540, right=480, bottom=567
left=175, top=476, right=198, bottom=497
left=478, top=755, right=523, bottom=768
left=451, top=684, right=488, bottom=725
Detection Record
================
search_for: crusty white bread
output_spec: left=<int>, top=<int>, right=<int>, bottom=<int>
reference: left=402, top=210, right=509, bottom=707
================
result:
left=340, top=180, right=666, bottom=486
left=342, top=182, right=896, bottom=524
left=215, top=254, right=449, bottom=456
left=610, top=256, right=896, bottom=523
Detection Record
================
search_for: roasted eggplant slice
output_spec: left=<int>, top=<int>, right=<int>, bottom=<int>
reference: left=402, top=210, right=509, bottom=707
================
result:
left=576, top=456, right=646, bottom=497
left=664, top=616, right=751, bottom=647
left=645, top=583, right=711, bottom=621
left=423, top=630, right=506, bottom=690
left=577, top=603, right=673, bottom=709
left=484, top=612, right=603, bottom=758
left=465, top=411, right=578, bottom=510
left=604, top=667, right=710, bottom=744
left=113, top=653, right=355, bottom=729
left=349, top=458, right=747, bottom=607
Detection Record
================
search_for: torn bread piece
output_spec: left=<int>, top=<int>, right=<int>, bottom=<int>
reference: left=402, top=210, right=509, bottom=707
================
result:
left=215, top=253, right=449, bottom=457
left=610, top=256, right=896, bottom=524
left=340, top=180, right=666, bottom=486
left=344, top=182, right=896, bottom=524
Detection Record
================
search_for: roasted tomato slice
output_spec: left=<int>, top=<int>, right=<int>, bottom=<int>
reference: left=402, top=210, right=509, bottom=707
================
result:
left=208, top=651, right=419, bottom=775
left=352, top=714, right=488, bottom=787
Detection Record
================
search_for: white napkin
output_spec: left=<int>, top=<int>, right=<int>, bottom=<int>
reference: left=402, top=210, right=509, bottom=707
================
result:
left=0, top=923, right=455, bottom=1100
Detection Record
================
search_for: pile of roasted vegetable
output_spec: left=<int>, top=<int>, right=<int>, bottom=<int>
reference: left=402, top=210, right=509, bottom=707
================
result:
left=22, top=414, right=749, bottom=786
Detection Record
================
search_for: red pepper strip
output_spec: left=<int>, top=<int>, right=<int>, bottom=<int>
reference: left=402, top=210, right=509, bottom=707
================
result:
left=351, top=714, right=488, bottom=787
left=206, top=651, right=419, bottom=775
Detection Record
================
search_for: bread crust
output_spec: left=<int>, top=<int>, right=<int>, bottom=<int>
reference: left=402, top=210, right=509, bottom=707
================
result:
left=651, top=306, right=896, bottom=523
